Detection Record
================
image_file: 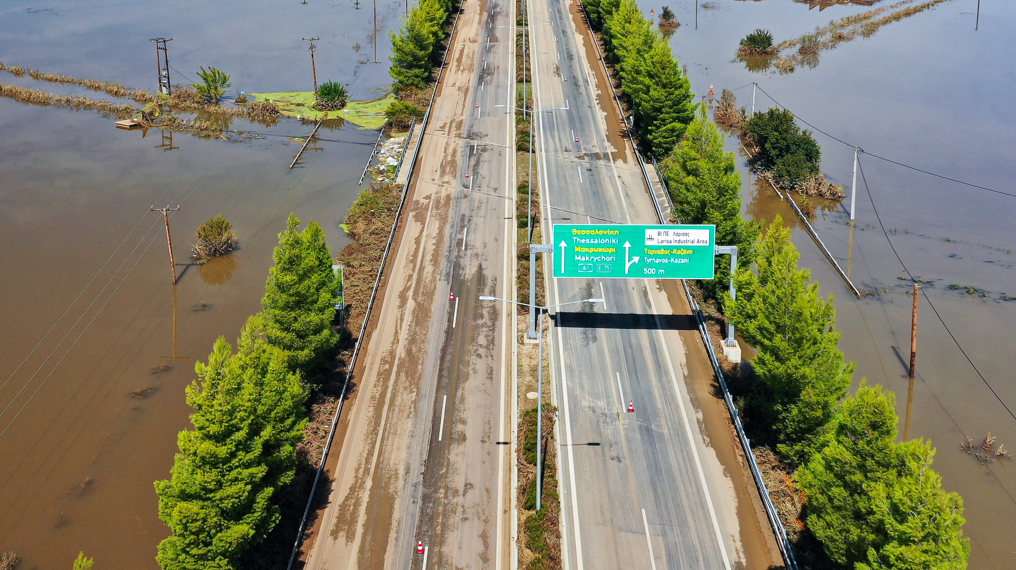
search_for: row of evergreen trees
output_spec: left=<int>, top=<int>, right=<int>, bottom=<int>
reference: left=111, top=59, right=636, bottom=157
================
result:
left=389, top=0, right=455, bottom=90
left=726, top=220, right=969, bottom=568
left=582, top=1, right=970, bottom=567
left=585, top=0, right=695, bottom=158
left=155, top=214, right=338, bottom=570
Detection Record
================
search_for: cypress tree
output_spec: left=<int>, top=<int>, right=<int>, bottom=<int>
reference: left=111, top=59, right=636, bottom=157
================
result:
left=262, top=213, right=338, bottom=374
left=155, top=315, right=307, bottom=570
left=725, top=217, right=851, bottom=463
left=799, top=384, right=969, bottom=570
left=660, top=107, right=758, bottom=300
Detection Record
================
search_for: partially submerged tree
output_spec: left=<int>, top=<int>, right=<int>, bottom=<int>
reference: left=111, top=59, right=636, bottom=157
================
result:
left=315, top=80, right=348, bottom=111
left=743, top=107, right=822, bottom=189
left=191, top=67, right=232, bottom=104
left=193, top=215, right=238, bottom=260
left=155, top=316, right=307, bottom=570
left=799, top=384, right=969, bottom=570
left=738, top=28, right=776, bottom=55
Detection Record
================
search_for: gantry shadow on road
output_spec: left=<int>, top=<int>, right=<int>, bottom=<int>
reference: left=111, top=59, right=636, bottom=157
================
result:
left=554, top=311, right=698, bottom=330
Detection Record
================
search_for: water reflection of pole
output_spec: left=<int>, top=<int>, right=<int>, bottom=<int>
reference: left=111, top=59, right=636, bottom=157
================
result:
left=161, top=285, right=189, bottom=364
left=751, top=81, right=756, bottom=116
left=976, top=0, right=981, bottom=31
left=850, top=147, right=859, bottom=221
left=695, top=0, right=698, bottom=30
left=374, top=0, right=379, bottom=64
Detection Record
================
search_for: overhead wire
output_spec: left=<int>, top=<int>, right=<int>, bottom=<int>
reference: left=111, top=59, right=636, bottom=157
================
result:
left=0, top=142, right=229, bottom=433
left=856, top=156, right=1016, bottom=424
left=753, top=83, right=1016, bottom=200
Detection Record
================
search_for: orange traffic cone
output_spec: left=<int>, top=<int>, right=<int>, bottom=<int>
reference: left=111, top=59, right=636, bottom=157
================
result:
left=628, top=400, right=634, bottom=413
left=417, top=540, right=424, bottom=554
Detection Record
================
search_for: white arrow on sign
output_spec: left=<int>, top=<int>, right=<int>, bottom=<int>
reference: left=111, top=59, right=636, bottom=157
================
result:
left=559, top=241, right=567, bottom=274
left=624, top=241, right=640, bottom=274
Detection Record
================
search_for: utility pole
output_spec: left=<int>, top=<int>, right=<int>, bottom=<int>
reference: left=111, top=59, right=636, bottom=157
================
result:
left=150, top=38, right=173, bottom=95
left=850, top=146, right=858, bottom=221
left=909, top=282, right=919, bottom=383
left=751, top=81, right=756, bottom=116
left=151, top=205, right=181, bottom=284
left=976, top=0, right=981, bottom=30
left=303, top=37, right=320, bottom=93
left=373, top=0, right=379, bottom=64
left=904, top=282, right=919, bottom=440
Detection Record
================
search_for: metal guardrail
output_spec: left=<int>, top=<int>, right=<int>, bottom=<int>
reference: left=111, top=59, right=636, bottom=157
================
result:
left=359, top=126, right=387, bottom=185
left=393, top=116, right=417, bottom=180
left=572, top=7, right=801, bottom=569
left=284, top=5, right=465, bottom=568
left=681, top=281, right=800, bottom=570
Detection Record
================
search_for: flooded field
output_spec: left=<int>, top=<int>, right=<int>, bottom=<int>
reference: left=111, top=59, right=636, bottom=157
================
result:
left=0, top=0, right=404, bottom=567
left=651, top=0, right=1016, bottom=567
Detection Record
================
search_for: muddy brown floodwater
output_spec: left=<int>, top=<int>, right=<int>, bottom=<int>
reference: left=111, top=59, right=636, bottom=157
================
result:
left=0, top=0, right=406, bottom=567
left=646, top=0, right=1016, bottom=567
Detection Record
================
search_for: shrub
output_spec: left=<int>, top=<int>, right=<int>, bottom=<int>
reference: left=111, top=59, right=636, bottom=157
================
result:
left=191, top=66, right=231, bottom=103
left=384, top=101, right=425, bottom=128
left=192, top=215, right=238, bottom=260
left=744, top=107, right=821, bottom=189
left=0, top=552, right=20, bottom=570
left=660, top=5, right=675, bottom=22
left=739, top=29, right=776, bottom=55
left=315, top=80, right=347, bottom=111
left=72, top=552, right=94, bottom=570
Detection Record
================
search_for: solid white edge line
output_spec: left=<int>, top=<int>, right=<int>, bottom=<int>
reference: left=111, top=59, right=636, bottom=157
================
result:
left=599, top=282, right=607, bottom=311
left=463, top=225, right=469, bottom=250
left=577, top=164, right=582, bottom=183
left=616, top=371, right=624, bottom=409
left=422, top=545, right=429, bottom=570
left=498, top=1, right=518, bottom=567
left=642, top=509, right=658, bottom=570
left=438, top=394, right=447, bottom=442
left=452, top=297, right=459, bottom=328
left=645, top=284, right=732, bottom=570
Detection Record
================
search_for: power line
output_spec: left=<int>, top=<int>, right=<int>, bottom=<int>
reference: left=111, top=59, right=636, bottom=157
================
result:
left=168, top=64, right=195, bottom=85
left=856, top=156, right=1016, bottom=424
left=753, top=84, right=1016, bottom=200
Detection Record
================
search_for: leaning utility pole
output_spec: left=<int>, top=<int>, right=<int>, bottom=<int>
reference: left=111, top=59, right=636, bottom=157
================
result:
left=150, top=38, right=173, bottom=95
left=151, top=205, right=181, bottom=284
left=303, top=37, right=320, bottom=93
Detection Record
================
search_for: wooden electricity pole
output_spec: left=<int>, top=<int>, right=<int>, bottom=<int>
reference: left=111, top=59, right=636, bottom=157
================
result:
left=303, top=37, right=320, bottom=93
left=151, top=205, right=181, bottom=284
left=909, top=282, right=919, bottom=382
left=150, top=37, right=173, bottom=95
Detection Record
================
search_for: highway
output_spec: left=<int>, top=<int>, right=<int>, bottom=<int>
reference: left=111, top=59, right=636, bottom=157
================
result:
left=527, top=0, right=747, bottom=567
left=300, top=0, right=517, bottom=567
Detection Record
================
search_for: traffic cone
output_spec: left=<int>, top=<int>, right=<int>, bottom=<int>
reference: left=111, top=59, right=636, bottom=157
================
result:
left=465, top=171, right=470, bottom=178
left=450, top=292, right=455, bottom=301
left=417, top=540, right=424, bottom=554
left=575, top=136, right=579, bottom=143
left=628, top=400, right=634, bottom=413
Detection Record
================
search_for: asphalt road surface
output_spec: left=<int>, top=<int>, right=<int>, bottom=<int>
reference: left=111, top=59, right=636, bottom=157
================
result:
left=301, top=0, right=517, bottom=567
left=528, top=0, right=747, bottom=567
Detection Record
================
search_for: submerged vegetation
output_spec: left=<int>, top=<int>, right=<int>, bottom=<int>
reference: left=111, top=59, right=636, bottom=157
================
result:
left=156, top=214, right=337, bottom=570
left=314, top=80, right=348, bottom=111
left=738, top=28, right=776, bottom=56
left=192, top=215, right=239, bottom=261
left=191, top=66, right=232, bottom=103
left=739, top=0, right=955, bottom=74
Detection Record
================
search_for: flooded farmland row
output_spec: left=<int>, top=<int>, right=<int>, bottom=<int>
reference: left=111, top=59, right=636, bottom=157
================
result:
left=0, top=0, right=405, bottom=567
left=650, top=0, right=1015, bottom=568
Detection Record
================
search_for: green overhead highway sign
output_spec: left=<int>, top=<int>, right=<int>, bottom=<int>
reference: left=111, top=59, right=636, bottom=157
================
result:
left=553, top=224, right=716, bottom=279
